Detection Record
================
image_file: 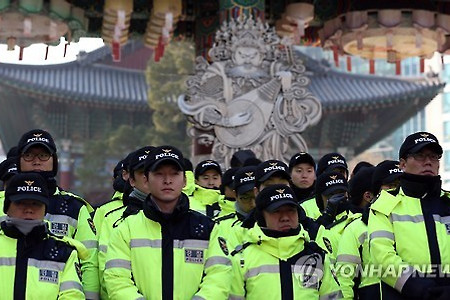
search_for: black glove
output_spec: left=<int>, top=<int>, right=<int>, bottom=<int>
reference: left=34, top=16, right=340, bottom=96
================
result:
left=323, top=194, right=348, bottom=219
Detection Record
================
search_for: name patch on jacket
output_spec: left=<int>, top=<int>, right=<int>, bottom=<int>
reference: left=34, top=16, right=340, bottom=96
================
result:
left=50, top=222, right=69, bottom=236
left=39, top=269, right=59, bottom=284
left=185, top=249, right=204, bottom=264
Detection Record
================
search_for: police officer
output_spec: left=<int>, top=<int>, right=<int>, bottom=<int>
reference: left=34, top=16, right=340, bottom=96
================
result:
left=104, top=145, right=231, bottom=299
left=230, top=184, right=342, bottom=299
left=336, top=161, right=402, bottom=299
left=289, top=152, right=317, bottom=203
left=0, top=156, right=18, bottom=221
left=97, top=146, right=153, bottom=299
left=93, top=157, right=127, bottom=234
left=302, top=153, right=348, bottom=218
left=371, top=160, right=403, bottom=196
left=218, top=167, right=239, bottom=215
left=0, top=172, right=84, bottom=299
left=16, top=129, right=99, bottom=299
left=348, top=166, right=376, bottom=214
left=213, top=166, right=257, bottom=253
left=369, top=132, right=450, bottom=299
left=189, top=159, right=224, bottom=218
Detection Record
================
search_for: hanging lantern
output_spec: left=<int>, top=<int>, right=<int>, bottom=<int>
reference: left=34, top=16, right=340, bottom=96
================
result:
left=395, top=60, right=401, bottom=75
left=285, top=2, right=314, bottom=37
left=144, top=0, right=182, bottom=60
left=102, top=0, right=133, bottom=62
left=0, top=0, right=87, bottom=59
left=321, top=4, right=448, bottom=69
left=274, top=1, right=315, bottom=44
left=369, top=59, right=375, bottom=74
left=6, top=37, right=16, bottom=50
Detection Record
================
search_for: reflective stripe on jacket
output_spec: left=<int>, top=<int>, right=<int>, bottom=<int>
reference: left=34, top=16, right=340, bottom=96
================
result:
left=0, top=222, right=85, bottom=299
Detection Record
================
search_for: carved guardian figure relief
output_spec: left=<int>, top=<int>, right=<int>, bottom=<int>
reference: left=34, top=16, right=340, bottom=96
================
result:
left=178, top=15, right=321, bottom=167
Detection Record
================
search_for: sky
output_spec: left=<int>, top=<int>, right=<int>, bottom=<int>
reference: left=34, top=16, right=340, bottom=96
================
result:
left=0, top=37, right=105, bottom=65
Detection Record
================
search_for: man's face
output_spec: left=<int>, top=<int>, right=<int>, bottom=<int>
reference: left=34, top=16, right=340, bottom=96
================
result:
left=236, top=190, right=256, bottom=213
left=129, top=168, right=150, bottom=194
left=196, top=169, right=221, bottom=189
left=7, top=199, right=45, bottom=220
left=331, top=167, right=348, bottom=179
left=290, top=163, right=315, bottom=189
left=399, top=147, right=440, bottom=176
left=20, top=145, right=54, bottom=172
left=224, top=185, right=236, bottom=199
left=147, top=163, right=186, bottom=205
left=263, top=205, right=299, bottom=232
left=255, top=176, right=290, bottom=196
left=381, top=179, right=400, bottom=191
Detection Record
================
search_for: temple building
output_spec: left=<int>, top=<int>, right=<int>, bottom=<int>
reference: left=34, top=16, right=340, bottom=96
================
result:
left=0, top=0, right=447, bottom=191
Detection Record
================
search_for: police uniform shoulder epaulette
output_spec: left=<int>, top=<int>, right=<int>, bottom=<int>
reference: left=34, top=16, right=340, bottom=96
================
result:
left=214, top=213, right=236, bottom=223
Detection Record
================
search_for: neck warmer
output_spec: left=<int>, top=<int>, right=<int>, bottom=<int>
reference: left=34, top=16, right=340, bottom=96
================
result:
left=5, top=216, right=45, bottom=235
left=128, top=188, right=148, bottom=202
left=400, top=173, right=441, bottom=199
left=261, top=225, right=301, bottom=238
left=235, top=201, right=250, bottom=219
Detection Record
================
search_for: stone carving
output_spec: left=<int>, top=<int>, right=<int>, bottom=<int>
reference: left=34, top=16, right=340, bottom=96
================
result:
left=178, top=15, right=321, bottom=167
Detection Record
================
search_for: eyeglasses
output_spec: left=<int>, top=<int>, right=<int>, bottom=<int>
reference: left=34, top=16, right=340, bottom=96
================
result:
left=21, top=152, right=52, bottom=162
left=407, top=153, right=441, bottom=162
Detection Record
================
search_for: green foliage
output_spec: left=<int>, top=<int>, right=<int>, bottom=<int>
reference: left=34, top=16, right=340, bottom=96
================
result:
left=146, top=40, right=195, bottom=153
left=74, top=40, right=195, bottom=201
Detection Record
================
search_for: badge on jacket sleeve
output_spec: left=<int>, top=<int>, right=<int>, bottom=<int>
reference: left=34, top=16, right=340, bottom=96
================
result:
left=322, top=237, right=333, bottom=254
left=87, top=218, right=97, bottom=235
left=218, top=237, right=229, bottom=255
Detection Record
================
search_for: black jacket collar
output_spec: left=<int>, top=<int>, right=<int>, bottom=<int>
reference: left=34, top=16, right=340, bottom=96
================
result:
left=143, top=193, right=190, bottom=223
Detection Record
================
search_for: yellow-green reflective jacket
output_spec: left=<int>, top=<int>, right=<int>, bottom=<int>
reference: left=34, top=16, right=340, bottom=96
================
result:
left=336, top=217, right=380, bottom=299
left=189, top=185, right=223, bottom=218
left=217, top=196, right=236, bottom=216
left=104, top=195, right=232, bottom=300
left=0, top=222, right=85, bottom=299
left=93, top=191, right=123, bottom=237
left=301, top=197, right=322, bottom=220
left=230, top=225, right=343, bottom=299
left=213, top=213, right=249, bottom=255
left=97, top=204, right=127, bottom=300
left=368, top=188, right=450, bottom=293
left=0, top=191, right=5, bottom=222
left=183, top=170, right=196, bottom=196
left=46, top=188, right=99, bottom=299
